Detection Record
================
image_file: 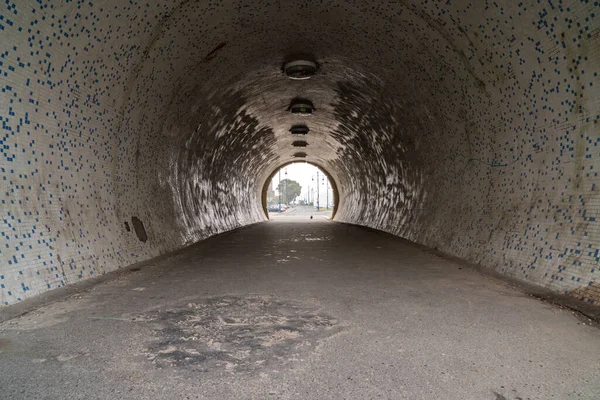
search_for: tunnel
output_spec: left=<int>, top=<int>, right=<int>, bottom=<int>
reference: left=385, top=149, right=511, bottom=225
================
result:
left=0, top=1, right=599, bottom=399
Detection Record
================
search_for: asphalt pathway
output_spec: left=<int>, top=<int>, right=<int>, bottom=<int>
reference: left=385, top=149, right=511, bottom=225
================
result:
left=0, top=218, right=599, bottom=399
left=269, top=205, right=332, bottom=218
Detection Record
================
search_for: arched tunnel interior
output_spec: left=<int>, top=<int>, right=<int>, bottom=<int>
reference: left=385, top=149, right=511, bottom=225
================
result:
left=1, top=0, right=598, bottom=306
left=0, top=1, right=600, bottom=398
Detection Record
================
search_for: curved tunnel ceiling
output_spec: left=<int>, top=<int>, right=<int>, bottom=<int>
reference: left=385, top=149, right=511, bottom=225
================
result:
left=0, top=1, right=599, bottom=306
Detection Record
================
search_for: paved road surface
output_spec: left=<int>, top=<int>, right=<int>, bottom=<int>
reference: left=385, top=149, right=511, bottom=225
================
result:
left=0, top=218, right=599, bottom=399
left=269, top=205, right=332, bottom=218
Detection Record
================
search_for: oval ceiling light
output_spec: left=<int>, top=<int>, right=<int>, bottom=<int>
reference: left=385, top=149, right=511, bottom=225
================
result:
left=290, top=125, right=310, bottom=135
left=289, top=99, right=314, bottom=115
left=292, top=140, right=308, bottom=147
left=284, top=60, right=317, bottom=80
left=294, top=152, right=308, bottom=158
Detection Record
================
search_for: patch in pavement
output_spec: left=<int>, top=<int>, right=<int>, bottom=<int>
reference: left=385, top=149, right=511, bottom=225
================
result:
left=0, top=338, right=10, bottom=352
left=146, top=296, right=340, bottom=373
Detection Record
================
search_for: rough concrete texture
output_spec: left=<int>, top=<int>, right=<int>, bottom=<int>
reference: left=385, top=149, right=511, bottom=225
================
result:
left=0, top=1, right=599, bottom=308
left=1, top=219, right=599, bottom=399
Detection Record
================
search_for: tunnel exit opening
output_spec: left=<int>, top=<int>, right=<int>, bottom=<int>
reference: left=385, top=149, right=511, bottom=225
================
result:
left=262, top=162, right=339, bottom=220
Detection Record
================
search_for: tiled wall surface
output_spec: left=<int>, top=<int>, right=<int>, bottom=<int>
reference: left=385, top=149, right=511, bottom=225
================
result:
left=332, top=1, right=600, bottom=305
left=0, top=1, right=598, bottom=306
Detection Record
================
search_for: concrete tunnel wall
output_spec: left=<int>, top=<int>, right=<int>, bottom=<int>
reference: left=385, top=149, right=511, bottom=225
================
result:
left=0, top=0, right=599, bottom=307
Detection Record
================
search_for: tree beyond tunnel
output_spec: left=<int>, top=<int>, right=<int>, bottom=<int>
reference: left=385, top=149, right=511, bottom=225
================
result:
left=276, top=180, right=302, bottom=206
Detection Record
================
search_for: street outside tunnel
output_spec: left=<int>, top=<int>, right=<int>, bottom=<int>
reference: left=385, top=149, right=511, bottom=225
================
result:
left=263, top=163, right=337, bottom=220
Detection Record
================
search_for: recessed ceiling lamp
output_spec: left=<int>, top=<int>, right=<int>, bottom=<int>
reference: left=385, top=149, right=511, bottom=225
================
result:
left=292, top=140, right=308, bottom=147
left=289, top=99, right=314, bottom=115
left=290, top=125, right=310, bottom=135
left=284, top=59, right=317, bottom=80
